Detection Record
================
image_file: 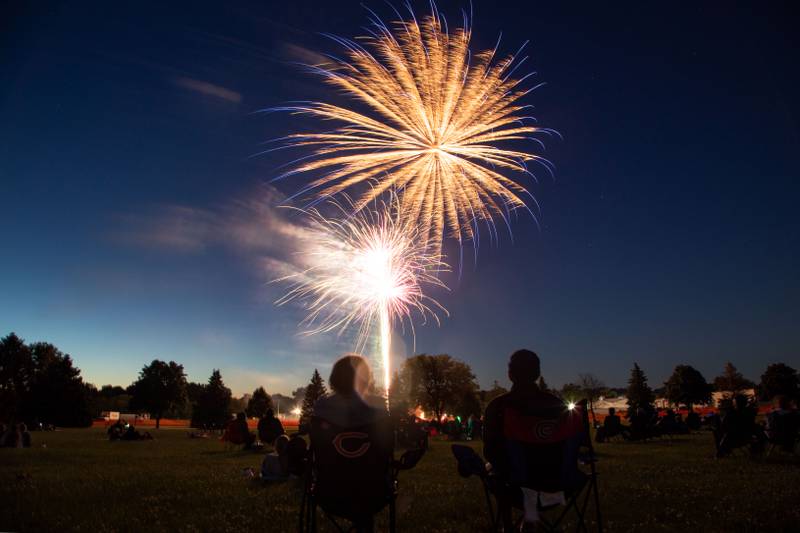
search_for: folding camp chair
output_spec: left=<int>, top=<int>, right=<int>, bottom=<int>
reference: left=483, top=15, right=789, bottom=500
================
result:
left=452, top=403, right=602, bottom=532
left=765, top=411, right=800, bottom=458
left=298, top=416, right=424, bottom=532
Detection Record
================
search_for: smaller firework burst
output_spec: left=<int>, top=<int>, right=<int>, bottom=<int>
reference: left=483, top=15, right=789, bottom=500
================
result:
left=275, top=196, right=448, bottom=392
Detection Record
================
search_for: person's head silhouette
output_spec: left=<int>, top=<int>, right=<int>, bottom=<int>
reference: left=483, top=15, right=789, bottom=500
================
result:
left=266, top=408, right=275, bottom=419
left=608, top=407, right=616, bottom=416
left=330, top=354, right=373, bottom=398
left=508, top=349, right=541, bottom=386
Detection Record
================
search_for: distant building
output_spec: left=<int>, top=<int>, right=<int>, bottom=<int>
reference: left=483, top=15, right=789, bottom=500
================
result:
left=712, top=388, right=756, bottom=406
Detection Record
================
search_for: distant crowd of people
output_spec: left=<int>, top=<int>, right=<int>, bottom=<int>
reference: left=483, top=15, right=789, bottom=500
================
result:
left=107, top=420, right=153, bottom=441
left=1, top=423, right=32, bottom=448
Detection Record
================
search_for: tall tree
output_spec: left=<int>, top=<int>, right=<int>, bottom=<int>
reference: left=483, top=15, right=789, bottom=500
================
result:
left=559, top=382, right=582, bottom=402
left=246, top=386, right=273, bottom=418
left=300, top=369, right=327, bottom=424
left=664, top=365, right=712, bottom=412
left=713, top=362, right=754, bottom=399
left=626, top=363, right=655, bottom=418
left=26, top=342, right=93, bottom=427
left=129, top=360, right=187, bottom=429
left=0, top=333, right=33, bottom=423
left=190, top=370, right=232, bottom=429
left=759, top=363, right=799, bottom=401
left=91, top=385, right=132, bottom=416
left=579, top=373, right=605, bottom=424
left=401, top=354, right=480, bottom=421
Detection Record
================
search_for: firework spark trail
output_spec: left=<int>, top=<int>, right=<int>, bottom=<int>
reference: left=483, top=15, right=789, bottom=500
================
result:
left=271, top=7, right=554, bottom=254
left=274, top=196, right=448, bottom=392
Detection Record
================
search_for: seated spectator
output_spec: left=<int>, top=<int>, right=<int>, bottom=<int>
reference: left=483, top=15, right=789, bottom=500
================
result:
left=257, top=409, right=285, bottom=446
left=628, top=406, right=658, bottom=440
left=107, top=420, right=125, bottom=441
left=223, top=412, right=256, bottom=449
left=715, top=394, right=764, bottom=457
left=309, top=355, right=392, bottom=532
left=766, top=396, right=799, bottom=453
left=596, top=407, right=627, bottom=442
left=261, top=434, right=291, bottom=480
left=19, top=424, right=31, bottom=448
left=286, top=433, right=308, bottom=476
left=2, top=424, right=20, bottom=448
left=313, top=354, right=388, bottom=429
left=484, top=349, right=567, bottom=530
left=122, top=424, right=143, bottom=441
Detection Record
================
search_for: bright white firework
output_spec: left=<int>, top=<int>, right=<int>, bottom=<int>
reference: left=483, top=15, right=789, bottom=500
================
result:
left=275, top=197, right=448, bottom=392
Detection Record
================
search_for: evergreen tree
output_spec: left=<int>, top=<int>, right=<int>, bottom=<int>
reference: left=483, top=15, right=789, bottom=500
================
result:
left=626, top=363, right=655, bottom=418
left=664, top=365, right=712, bottom=412
left=0, top=333, right=34, bottom=423
left=300, top=369, right=327, bottom=425
left=246, top=386, right=273, bottom=418
left=713, top=362, right=754, bottom=399
left=190, top=370, right=232, bottom=430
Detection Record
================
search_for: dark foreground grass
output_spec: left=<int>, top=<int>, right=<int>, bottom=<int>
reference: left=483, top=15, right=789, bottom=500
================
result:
left=1, top=428, right=799, bottom=532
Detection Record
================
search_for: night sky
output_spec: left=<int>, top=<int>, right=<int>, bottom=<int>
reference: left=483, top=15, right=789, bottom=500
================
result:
left=2, top=1, right=798, bottom=395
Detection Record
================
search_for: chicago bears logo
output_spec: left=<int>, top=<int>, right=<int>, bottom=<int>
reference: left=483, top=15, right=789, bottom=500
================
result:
left=332, top=432, right=371, bottom=458
left=533, top=420, right=558, bottom=440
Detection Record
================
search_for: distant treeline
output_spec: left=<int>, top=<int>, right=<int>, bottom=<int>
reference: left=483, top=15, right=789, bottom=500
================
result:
left=1, top=332, right=798, bottom=428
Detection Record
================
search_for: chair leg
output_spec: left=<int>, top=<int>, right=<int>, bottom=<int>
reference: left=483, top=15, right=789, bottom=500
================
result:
left=482, top=482, right=498, bottom=531
left=592, top=477, right=603, bottom=533
left=298, top=490, right=306, bottom=532
left=389, top=498, right=397, bottom=533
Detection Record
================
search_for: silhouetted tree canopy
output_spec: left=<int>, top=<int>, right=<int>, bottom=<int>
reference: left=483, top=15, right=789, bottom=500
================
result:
left=0, top=333, right=92, bottom=427
left=190, top=370, right=232, bottom=430
left=579, top=373, right=606, bottom=423
left=246, top=386, right=273, bottom=418
left=664, top=365, right=712, bottom=411
left=626, top=363, right=655, bottom=417
left=300, top=369, right=327, bottom=424
left=759, top=363, right=799, bottom=401
left=129, top=360, right=187, bottom=429
left=480, top=380, right=508, bottom=412
left=400, top=354, right=480, bottom=421
left=713, top=362, right=754, bottom=399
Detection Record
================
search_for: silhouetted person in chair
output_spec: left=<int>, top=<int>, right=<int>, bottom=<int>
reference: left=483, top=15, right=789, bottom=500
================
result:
left=257, top=409, right=285, bottom=446
left=484, top=349, right=569, bottom=530
left=314, top=354, right=387, bottom=428
left=308, top=354, right=391, bottom=533
left=484, top=349, right=564, bottom=477
left=596, top=407, right=627, bottom=442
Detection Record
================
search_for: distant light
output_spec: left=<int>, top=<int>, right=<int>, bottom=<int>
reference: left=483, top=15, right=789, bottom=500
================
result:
left=291, top=407, right=302, bottom=416
left=567, top=402, right=576, bottom=411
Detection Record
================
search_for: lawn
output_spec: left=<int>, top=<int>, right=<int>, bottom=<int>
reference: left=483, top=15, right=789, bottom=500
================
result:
left=1, top=428, right=799, bottom=532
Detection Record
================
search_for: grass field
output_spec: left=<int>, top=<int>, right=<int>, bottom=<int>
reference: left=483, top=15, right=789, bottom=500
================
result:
left=1, top=428, right=799, bottom=532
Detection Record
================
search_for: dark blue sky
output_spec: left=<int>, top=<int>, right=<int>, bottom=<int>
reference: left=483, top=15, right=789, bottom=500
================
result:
left=2, top=1, right=798, bottom=395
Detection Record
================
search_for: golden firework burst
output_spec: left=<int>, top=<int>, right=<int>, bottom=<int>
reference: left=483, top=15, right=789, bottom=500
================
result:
left=274, top=8, right=553, bottom=252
